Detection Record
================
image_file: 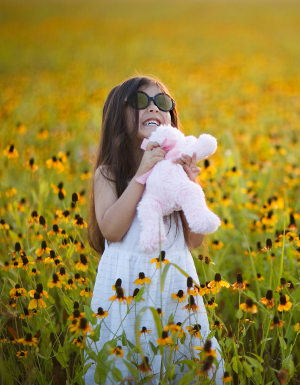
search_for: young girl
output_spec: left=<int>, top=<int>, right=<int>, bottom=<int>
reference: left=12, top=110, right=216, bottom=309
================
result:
left=85, top=75, right=224, bottom=384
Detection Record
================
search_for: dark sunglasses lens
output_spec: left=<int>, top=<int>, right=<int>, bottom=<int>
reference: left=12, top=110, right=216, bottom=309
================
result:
left=155, top=94, right=173, bottom=111
left=127, top=92, right=148, bottom=109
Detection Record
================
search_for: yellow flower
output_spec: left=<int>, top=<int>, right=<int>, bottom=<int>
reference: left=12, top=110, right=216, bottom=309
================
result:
left=277, top=295, right=292, bottom=312
left=3, top=144, right=18, bottom=159
left=92, top=307, right=109, bottom=319
left=139, top=326, right=151, bottom=336
left=28, top=293, right=47, bottom=309
left=18, top=333, right=38, bottom=347
left=16, top=351, right=28, bottom=359
left=35, top=241, right=51, bottom=257
left=69, top=317, right=92, bottom=335
left=157, top=331, right=172, bottom=346
left=270, top=315, right=285, bottom=330
left=109, top=287, right=128, bottom=304
left=133, top=272, right=151, bottom=286
left=182, top=295, right=199, bottom=313
left=65, top=279, right=77, bottom=290
left=186, top=324, right=202, bottom=339
left=260, top=290, right=274, bottom=308
left=195, top=340, right=217, bottom=358
left=205, top=298, right=218, bottom=309
left=75, top=254, right=89, bottom=272
left=51, top=182, right=67, bottom=199
left=0, top=220, right=10, bottom=231
left=222, top=371, right=233, bottom=383
left=110, top=346, right=124, bottom=358
left=232, top=273, right=245, bottom=291
left=239, top=298, right=258, bottom=314
left=211, top=240, right=224, bottom=250
left=72, top=336, right=85, bottom=348
left=208, top=273, right=230, bottom=294
left=68, top=309, right=85, bottom=321
left=46, top=156, right=64, bottom=173
left=294, top=322, right=300, bottom=332
left=150, top=251, right=169, bottom=268
left=171, top=290, right=187, bottom=302
left=73, top=216, right=87, bottom=229
left=47, top=273, right=63, bottom=288
left=29, top=268, right=40, bottom=276
left=10, top=284, right=27, bottom=299
left=80, top=287, right=93, bottom=298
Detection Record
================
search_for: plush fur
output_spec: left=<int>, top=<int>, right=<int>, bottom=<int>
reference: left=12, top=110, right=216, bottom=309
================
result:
left=137, top=124, right=221, bottom=254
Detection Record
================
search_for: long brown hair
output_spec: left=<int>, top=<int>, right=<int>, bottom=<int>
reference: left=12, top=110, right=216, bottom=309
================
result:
left=88, top=75, right=189, bottom=254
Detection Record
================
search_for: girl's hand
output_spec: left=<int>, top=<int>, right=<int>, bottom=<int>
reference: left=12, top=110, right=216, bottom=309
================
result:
left=135, top=142, right=166, bottom=177
left=172, top=152, right=201, bottom=182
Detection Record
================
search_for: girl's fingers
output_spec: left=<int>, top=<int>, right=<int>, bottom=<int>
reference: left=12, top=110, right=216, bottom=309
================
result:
left=192, top=152, right=197, bottom=166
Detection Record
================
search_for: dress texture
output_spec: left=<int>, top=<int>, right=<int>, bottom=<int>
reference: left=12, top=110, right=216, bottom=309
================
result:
left=84, top=211, right=224, bottom=384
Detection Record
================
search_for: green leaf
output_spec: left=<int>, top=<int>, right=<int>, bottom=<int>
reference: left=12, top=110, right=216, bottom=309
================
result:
left=279, top=336, right=287, bottom=350
left=168, top=313, right=174, bottom=324
left=236, top=309, right=243, bottom=319
left=149, top=341, right=158, bottom=355
left=135, top=286, right=145, bottom=302
left=176, top=359, right=196, bottom=370
left=207, top=329, right=216, bottom=339
left=123, top=360, right=139, bottom=379
left=121, top=330, right=126, bottom=346
left=89, top=323, right=101, bottom=342
left=246, top=291, right=257, bottom=301
left=178, top=369, right=194, bottom=385
left=160, top=263, right=172, bottom=292
left=84, top=305, right=97, bottom=325
left=244, top=356, right=263, bottom=372
left=112, top=366, right=123, bottom=381
left=63, top=295, right=73, bottom=312
left=259, top=337, right=273, bottom=345
left=250, top=353, right=264, bottom=363
left=243, top=361, right=254, bottom=377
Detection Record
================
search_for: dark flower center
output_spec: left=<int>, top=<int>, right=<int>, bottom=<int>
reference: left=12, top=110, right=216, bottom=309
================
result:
left=187, top=276, right=193, bottom=288
left=237, top=273, right=243, bottom=284
left=177, top=290, right=184, bottom=298
left=246, top=298, right=254, bottom=307
left=75, top=273, right=80, bottom=279
left=52, top=274, right=59, bottom=283
left=97, top=307, right=104, bottom=315
left=76, top=217, right=84, bottom=225
left=50, top=250, right=56, bottom=259
left=273, top=315, right=280, bottom=324
left=157, top=308, right=162, bottom=314
left=142, top=326, right=147, bottom=332
left=68, top=279, right=73, bottom=284
left=266, top=290, right=273, bottom=300
left=24, top=308, right=29, bottom=316
left=214, top=320, right=220, bottom=326
left=139, top=272, right=145, bottom=279
left=25, top=333, right=33, bottom=342
left=79, top=318, right=88, bottom=329
left=73, top=309, right=80, bottom=318
left=60, top=267, right=66, bottom=275
left=31, top=211, right=38, bottom=218
left=80, top=254, right=87, bottom=264
left=160, top=251, right=165, bottom=261
left=39, top=216, right=46, bottom=225
left=15, top=242, right=21, bottom=252
left=34, top=292, right=41, bottom=300
left=162, top=331, right=169, bottom=339
left=53, top=224, right=59, bottom=233
left=115, top=278, right=122, bottom=287
left=63, top=210, right=70, bottom=217
left=280, top=295, right=287, bottom=305
left=193, top=324, right=201, bottom=331
left=215, top=273, right=221, bottom=282
left=36, top=283, right=43, bottom=293
left=15, top=284, right=20, bottom=289
left=133, top=288, right=139, bottom=296
left=188, top=295, right=195, bottom=306
left=204, top=340, right=212, bottom=352
left=116, top=287, right=124, bottom=299
left=280, top=277, right=286, bottom=285
left=74, top=301, right=79, bottom=309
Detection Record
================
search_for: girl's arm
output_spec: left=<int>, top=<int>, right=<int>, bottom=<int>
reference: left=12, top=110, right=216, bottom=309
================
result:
left=94, top=144, right=166, bottom=242
left=181, top=212, right=205, bottom=249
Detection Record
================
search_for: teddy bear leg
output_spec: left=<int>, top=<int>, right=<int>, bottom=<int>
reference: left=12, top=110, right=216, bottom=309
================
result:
left=177, top=182, right=221, bottom=234
left=137, top=193, right=166, bottom=254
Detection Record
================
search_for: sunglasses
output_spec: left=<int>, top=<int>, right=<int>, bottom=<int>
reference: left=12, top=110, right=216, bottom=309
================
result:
left=126, top=91, right=175, bottom=112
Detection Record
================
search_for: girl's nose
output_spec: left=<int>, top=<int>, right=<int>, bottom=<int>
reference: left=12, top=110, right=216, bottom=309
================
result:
left=147, top=100, right=159, bottom=112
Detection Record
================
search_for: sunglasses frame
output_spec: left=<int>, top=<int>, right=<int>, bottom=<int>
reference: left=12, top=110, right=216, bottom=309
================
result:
left=126, top=91, right=175, bottom=112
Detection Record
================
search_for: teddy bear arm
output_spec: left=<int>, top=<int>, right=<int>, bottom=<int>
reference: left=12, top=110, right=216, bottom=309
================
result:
left=182, top=133, right=217, bottom=161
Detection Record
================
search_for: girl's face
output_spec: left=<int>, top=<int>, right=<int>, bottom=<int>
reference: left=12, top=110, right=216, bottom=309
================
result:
left=127, top=83, right=172, bottom=145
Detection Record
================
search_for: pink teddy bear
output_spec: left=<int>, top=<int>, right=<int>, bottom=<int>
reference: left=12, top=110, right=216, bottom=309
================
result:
left=136, top=124, right=221, bottom=254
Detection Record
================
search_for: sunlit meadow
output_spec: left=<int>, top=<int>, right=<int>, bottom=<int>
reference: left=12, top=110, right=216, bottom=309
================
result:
left=1, top=0, right=300, bottom=384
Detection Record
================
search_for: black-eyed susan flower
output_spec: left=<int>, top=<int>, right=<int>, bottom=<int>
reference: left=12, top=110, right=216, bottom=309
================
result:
left=208, top=273, right=230, bottom=294
left=1, top=261, right=10, bottom=271
left=150, top=251, right=169, bottom=268
left=7, top=299, right=17, bottom=308
left=278, top=295, right=292, bottom=312
left=8, top=242, right=25, bottom=258
left=29, top=268, right=40, bottom=276
left=73, top=336, right=85, bottom=348
left=65, top=279, right=77, bottom=290
left=68, top=309, right=85, bottom=322
left=260, top=290, right=274, bottom=308
left=261, top=238, right=272, bottom=251
left=157, top=331, right=172, bottom=346
left=18, top=333, right=38, bottom=347
left=45, top=250, right=62, bottom=264
left=222, top=371, right=233, bottom=382
left=294, top=322, right=300, bottom=332
left=256, top=273, right=265, bottom=281
left=35, top=240, right=51, bottom=257
left=197, top=355, right=214, bottom=376
left=56, top=209, right=70, bottom=223
left=196, top=283, right=210, bottom=296
left=73, top=216, right=87, bottom=229
left=171, top=289, right=187, bottom=303
left=80, top=287, right=93, bottom=298
left=211, top=240, right=224, bottom=250
left=81, top=169, right=92, bottom=180
left=138, top=356, right=152, bottom=373
left=221, top=218, right=234, bottom=229
left=92, top=307, right=108, bottom=319
left=110, top=346, right=124, bottom=358
left=270, top=315, right=285, bottom=330
left=46, top=156, right=64, bottom=172
left=16, top=198, right=26, bottom=212
left=76, top=254, right=89, bottom=272
left=0, top=219, right=10, bottom=231
left=58, top=151, right=69, bottom=163
left=28, top=283, right=48, bottom=299
left=47, top=273, right=63, bottom=288
left=186, top=324, right=201, bottom=339
left=74, top=241, right=85, bottom=252
left=16, top=351, right=28, bottom=359
left=69, top=317, right=92, bottom=335
left=175, top=322, right=186, bottom=338
left=28, top=291, right=47, bottom=309
left=74, top=273, right=89, bottom=285
left=276, top=278, right=291, bottom=292
left=205, top=297, right=218, bottom=309
left=57, top=267, right=68, bottom=280
left=25, top=158, right=38, bottom=172
left=133, top=272, right=151, bottom=286
left=182, top=295, right=199, bottom=312
left=156, top=308, right=164, bottom=316
left=3, top=144, right=18, bottom=159
left=28, top=210, right=40, bottom=225
left=288, top=214, right=297, bottom=231
left=186, top=276, right=198, bottom=296
left=232, top=273, right=245, bottom=291
left=47, top=224, right=64, bottom=237
left=18, top=255, right=35, bottom=271
left=19, top=308, right=32, bottom=320
left=109, top=287, right=128, bottom=304
left=37, top=128, right=49, bottom=139
left=10, top=284, right=27, bottom=299
left=195, top=340, right=217, bottom=358
left=212, top=320, right=224, bottom=331
left=51, top=182, right=66, bottom=200
left=127, top=288, right=145, bottom=304
left=164, top=323, right=180, bottom=335
left=239, top=298, right=258, bottom=314
left=139, top=326, right=151, bottom=336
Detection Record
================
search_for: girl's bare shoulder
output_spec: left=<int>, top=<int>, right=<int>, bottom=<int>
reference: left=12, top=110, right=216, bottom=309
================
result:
left=94, top=165, right=117, bottom=195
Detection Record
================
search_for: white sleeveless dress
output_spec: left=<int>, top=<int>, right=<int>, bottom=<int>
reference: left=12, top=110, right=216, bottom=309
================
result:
left=84, top=211, right=224, bottom=384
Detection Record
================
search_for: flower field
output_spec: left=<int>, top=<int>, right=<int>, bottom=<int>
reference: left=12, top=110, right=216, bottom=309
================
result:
left=1, top=0, right=300, bottom=384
